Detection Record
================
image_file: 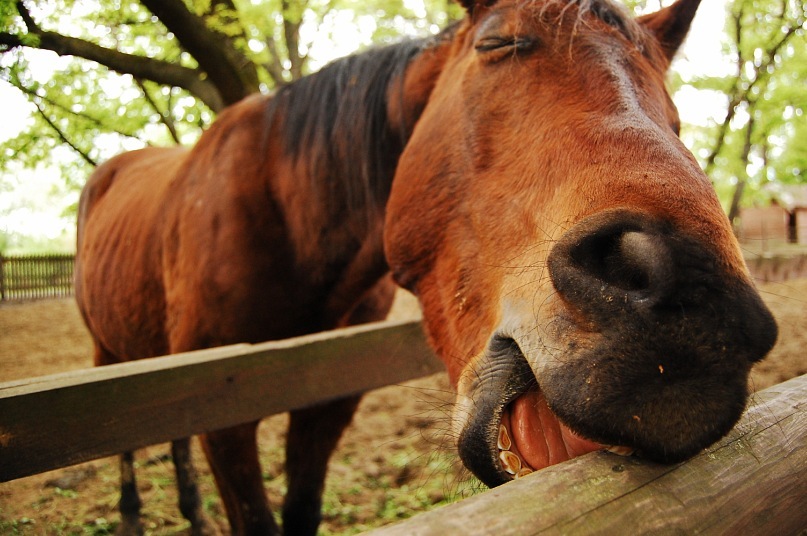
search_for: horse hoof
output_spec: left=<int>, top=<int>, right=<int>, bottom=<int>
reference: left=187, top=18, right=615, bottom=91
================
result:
left=115, top=517, right=143, bottom=536
left=191, top=515, right=222, bottom=536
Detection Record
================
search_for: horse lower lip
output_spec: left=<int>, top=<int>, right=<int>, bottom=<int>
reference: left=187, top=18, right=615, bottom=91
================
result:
left=457, top=336, right=634, bottom=485
left=456, top=336, right=539, bottom=486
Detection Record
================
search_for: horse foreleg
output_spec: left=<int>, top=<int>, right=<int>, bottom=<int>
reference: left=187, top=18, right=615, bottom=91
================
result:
left=282, top=395, right=363, bottom=536
left=171, top=438, right=220, bottom=535
left=200, top=421, right=280, bottom=536
left=91, top=343, right=142, bottom=535
left=117, top=451, right=143, bottom=536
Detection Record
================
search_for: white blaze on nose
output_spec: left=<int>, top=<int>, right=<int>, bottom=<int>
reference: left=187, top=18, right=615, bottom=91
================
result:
left=452, top=386, right=476, bottom=442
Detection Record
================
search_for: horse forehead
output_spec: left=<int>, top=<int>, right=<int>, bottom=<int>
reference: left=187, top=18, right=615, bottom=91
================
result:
left=447, top=40, right=667, bottom=137
left=457, top=2, right=659, bottom=85
left=480, top=0, right=644, bottom=41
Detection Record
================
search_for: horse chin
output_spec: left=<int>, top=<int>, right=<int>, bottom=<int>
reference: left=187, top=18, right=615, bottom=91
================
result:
left=455, top=335, right=616, bottom=487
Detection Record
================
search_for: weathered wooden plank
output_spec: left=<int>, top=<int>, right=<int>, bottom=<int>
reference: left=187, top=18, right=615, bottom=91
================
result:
left=0, top=318, right=442, bottom=482
left=367, top=374, right=807, bottom=535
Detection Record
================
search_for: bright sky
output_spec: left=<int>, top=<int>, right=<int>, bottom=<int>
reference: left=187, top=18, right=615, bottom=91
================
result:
left=0, top=0, right=731, bottom=246
left=0, top=50, right=75, bottom=247
left=671, top=0, right=734, bottom=126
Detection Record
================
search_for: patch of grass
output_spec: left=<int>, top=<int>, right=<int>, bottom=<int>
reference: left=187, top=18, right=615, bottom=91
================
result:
left=83, top=517, right=114, bottom=535
left=0, top=517, right=36, bottom=535
left=3, top=517, right=114, bottom=536
left=53, top=488, right=79, bottom=499
left=313, top=443, right=484, bottom=534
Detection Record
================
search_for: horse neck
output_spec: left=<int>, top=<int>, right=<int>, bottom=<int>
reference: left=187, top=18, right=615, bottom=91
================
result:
left=268, top=31, right=455, bottom=243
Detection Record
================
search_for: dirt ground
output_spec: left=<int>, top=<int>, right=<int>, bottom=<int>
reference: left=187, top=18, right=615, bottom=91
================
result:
left=1, top=281, right=805, bottom=535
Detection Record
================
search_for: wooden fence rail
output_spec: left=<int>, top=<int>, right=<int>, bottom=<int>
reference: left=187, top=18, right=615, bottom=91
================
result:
left=0, top=318, right=441, bottom=481
left=0, top=254, right=75, bottom=301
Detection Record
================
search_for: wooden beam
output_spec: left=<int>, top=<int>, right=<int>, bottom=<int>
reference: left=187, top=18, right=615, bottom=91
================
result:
left=0, top=318, right=442, bottom=482
left=367, top=374, right=807, bottom=535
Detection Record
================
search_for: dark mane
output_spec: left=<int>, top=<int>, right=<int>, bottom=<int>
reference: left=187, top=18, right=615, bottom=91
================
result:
left=267, top=36, right=433, bottom=221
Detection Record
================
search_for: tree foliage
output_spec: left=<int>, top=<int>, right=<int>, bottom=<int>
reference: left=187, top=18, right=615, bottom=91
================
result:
left=0, top=0, right=805, bottom=252
left=679, top=0, right=807, bottom=218
left=0, top=0, right=460, bottom=191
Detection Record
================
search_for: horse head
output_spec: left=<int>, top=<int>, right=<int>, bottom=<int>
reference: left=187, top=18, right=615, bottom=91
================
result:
left=385, top=0, right=777, bottom=486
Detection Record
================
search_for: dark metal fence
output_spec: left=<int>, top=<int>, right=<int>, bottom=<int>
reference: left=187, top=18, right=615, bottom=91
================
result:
left=0, top=254, right=75, bottom=302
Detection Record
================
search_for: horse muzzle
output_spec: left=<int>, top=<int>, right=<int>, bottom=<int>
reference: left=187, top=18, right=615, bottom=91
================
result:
left=456, top=209, right=778, bottom=487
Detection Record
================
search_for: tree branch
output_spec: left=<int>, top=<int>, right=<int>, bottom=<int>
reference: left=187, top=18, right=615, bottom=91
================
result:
left=703, top=7, right=803, bottom=176
left=282, top=0, right=304, bottom=81
left=139, top=0, right=259, bottom=105
left=703, top=4, right=745, bottom=175
left=4, top=22, right=226, bottom=112
left=15, top=1, right=38, bottom=33
left=59, top=33, right=224, bottom=111
left=727, top=115, right=755, bottom=223
left=0, top=32, right=24, bottom=51
left=6, top=0, right=231, bottom=111
left=13, top=81, right=145, bottom=144
left=29, top=98, right=97, bottom=167
left=263, top=35, right=287, bottom=87
left=135, top=78, right=181, bottom=144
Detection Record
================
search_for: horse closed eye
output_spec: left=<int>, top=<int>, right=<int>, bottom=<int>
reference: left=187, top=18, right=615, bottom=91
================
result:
left=475, top=36, right=536, bottom=54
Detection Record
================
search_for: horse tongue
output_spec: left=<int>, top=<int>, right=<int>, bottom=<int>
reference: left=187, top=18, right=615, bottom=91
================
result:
left=510, top=389, right=603, bottom=470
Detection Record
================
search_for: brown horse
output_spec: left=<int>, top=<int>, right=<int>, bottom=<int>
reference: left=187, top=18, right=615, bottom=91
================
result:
left=75, top=0, right=777, bottom=534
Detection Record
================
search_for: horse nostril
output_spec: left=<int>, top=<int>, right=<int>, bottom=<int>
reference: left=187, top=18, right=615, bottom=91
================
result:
left=569, top=228, right=673, bottom=297
left=549, top=215, right=677, bottom=312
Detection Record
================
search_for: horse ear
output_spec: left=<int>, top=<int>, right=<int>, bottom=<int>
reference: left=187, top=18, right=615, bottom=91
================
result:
left=638, top=0, right=702, bottom=63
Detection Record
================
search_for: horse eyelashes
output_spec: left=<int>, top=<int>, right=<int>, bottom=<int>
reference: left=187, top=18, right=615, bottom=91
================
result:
left=512, top=36, right=538, bottom=52
left=475, top=36, right=537, bottom=55
left=475, top=36, right=517, bottom=52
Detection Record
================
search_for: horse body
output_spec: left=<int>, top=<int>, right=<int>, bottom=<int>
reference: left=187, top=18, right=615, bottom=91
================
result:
left=76, top=62, right=418, bottom=532
left=76, top=0, right=777, bottom=533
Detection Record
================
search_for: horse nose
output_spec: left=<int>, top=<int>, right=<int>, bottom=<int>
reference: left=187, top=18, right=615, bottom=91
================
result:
left=548, top=210, right=777, bottom=364
left=548, top=212, right=675, bottom=313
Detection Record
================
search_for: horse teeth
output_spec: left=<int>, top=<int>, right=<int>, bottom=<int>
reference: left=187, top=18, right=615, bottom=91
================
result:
left=498, top=424, right=512, bottom=451
left=516, top=467, right=533, bottom=479
left=606, top=445, right=635, bottom=456
left=499, top=450, right=521, bottom=475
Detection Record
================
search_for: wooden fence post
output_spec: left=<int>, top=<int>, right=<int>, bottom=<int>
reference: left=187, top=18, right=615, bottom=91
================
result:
left=0, top=255, right=5, bottom=301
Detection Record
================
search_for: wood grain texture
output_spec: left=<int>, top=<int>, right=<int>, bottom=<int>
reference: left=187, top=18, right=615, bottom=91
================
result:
left=0, top=318, right=442, bottom=481
left=367, top=374, right=807, bottom=535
